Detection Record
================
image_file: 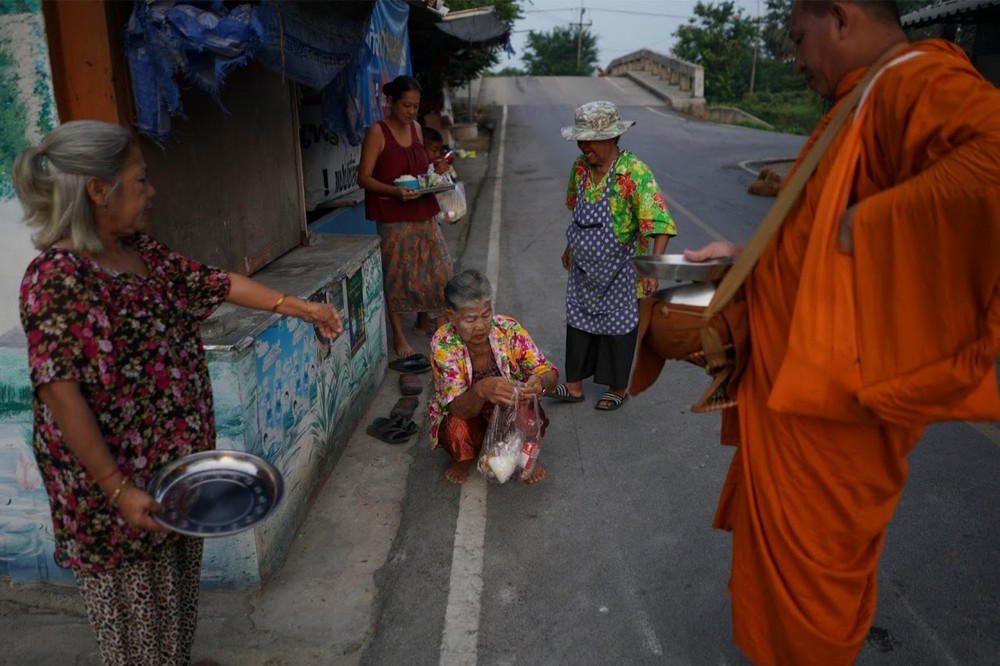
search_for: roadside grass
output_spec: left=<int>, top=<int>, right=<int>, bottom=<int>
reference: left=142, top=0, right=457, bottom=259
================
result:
left=735, top=90, right=826, bottom=135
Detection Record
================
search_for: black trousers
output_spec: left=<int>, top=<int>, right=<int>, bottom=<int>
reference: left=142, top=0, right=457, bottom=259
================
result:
left=564, top=324, right=638, bottom=388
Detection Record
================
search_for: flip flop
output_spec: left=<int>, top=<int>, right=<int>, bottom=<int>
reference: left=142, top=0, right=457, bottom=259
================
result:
left=399, top=373, right=424, bottom=396
left=367, top=418, right=413, bottom=444
left=390, top=396, right=419, bottom=421
left=389, top=353, right=431, bottom=374
left=547, top=383, right=585, bottom=403
left=372, top=416, right=418, bottom=436
left=594, top=392, right=628, bottom=411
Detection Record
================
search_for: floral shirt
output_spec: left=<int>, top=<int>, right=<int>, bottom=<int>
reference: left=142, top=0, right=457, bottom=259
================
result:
left=19, top=233, right=230, bottom=575
left=428, top=315, right=557, bottom=448
left=565, top=150, right=677, bottom=253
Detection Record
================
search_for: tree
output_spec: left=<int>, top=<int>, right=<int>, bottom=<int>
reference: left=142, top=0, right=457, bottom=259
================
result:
left=522, top=25, right=599, bottom=76
left=673, top=1, right=757, bottom=102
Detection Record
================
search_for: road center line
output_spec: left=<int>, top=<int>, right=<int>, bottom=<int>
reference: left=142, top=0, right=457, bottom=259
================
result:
left=439, top=103, right=508, bottom=666
left=663, top=193, right=729, bottom=243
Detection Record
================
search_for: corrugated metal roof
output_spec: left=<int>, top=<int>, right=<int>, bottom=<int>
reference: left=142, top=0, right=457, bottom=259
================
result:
left=901, top=0, right=1000, bottom=27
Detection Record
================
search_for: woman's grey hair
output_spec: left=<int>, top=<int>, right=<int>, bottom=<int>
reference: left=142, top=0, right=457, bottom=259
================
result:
left=444, top=269, right=494, bottom=311
left=12, top=120, right=135, bottom=254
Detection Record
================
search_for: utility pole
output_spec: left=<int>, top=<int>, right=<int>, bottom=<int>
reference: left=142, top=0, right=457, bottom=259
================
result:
left=749, top=0, right=760, bottom=96
left=573, top=3, right=592, bottom=73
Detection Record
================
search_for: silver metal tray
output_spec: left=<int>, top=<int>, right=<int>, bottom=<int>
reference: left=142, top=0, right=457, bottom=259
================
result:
left=416, top=182, right=456, bottom=194
left=148, top=451, right=284, bottom=537
left=631, top=254, right=732, bottom=282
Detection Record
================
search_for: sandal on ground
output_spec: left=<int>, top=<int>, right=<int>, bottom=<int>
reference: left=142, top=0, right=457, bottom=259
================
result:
left=594, top=392, right=628, bottom=411
left=367, top=418, right=413, bottom=444
left=389, top=353, right=431, bottom=374
left=399, top=373, right=424, bottom=396
left=390, top=396, right=419, bottom=421
left=547, top=383, right=585, bottom=403
left=372, top=415, right=418, bottom=436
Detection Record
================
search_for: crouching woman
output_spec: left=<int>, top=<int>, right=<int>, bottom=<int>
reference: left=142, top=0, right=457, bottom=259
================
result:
left=429, top=269, right=558, bottom=484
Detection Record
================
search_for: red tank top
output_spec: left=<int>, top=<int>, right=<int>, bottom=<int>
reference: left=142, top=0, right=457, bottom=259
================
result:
left=364, top=120, right=440, bottom=223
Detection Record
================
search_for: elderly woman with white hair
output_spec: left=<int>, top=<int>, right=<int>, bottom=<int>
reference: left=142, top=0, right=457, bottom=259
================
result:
left=548, top=101, right=676, bottom=411
left=429, top=269, right=558, bottom=484
left=13, top=120, right=342, bottom=664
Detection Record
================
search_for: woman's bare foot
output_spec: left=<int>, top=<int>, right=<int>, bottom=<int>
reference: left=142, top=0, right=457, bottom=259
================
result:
left=444, top=459, right=475, bottom=484
left=395, top=342, right=416, bottom=358
left=524, top=463, right=546, bottom=484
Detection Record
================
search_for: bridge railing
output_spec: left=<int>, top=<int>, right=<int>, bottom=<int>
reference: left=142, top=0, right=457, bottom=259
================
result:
left=606, top=49, right=704, bottom=99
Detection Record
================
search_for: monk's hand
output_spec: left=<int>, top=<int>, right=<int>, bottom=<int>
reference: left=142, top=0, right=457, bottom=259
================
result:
left=561, top=245, right=572, bottom=270
left=683, top=241, right=742, bottom=262
left=838, top=205, right=857, bottom=254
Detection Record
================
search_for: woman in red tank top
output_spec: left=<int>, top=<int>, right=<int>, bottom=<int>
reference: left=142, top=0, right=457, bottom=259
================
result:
left=358, top=75, right=453, bottom=359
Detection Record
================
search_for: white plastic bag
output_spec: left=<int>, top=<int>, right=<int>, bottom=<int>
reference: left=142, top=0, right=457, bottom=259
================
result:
left=435, top=181, right=467, bottom=223
left=477, top=387, right=542, bottom=484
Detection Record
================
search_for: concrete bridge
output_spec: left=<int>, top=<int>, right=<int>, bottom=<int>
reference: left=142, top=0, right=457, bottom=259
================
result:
left=607, top=49, right=773, bottom=130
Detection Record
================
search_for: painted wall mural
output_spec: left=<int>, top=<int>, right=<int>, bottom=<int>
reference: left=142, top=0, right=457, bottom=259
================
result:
left=0, top=246, right=387, bottom=588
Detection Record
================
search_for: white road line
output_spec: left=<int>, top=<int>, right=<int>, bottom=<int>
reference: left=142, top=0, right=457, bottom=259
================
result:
left=439, top=478, right=488, bottom=666
left=663, top=193, right=729, bottom=242
left=439, top=104, right=508, bottom=666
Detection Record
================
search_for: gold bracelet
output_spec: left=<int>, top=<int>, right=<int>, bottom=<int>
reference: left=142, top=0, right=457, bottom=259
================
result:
left=272, top=293, right=289, bottom=312
left=94, top=467, right=119, bottom=485
left=108, top=477, right=130, bottom=506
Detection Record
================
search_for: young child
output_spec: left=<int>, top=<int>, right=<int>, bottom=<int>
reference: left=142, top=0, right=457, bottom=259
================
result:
left=423, top=127, right=457, bottom=180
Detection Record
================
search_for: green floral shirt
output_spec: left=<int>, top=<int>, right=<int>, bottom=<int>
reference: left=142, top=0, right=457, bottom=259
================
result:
left=565, top=150, right=677, bottom=253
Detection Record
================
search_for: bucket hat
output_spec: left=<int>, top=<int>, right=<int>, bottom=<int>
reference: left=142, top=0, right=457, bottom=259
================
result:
left=560, top=101, right=635, bottom=141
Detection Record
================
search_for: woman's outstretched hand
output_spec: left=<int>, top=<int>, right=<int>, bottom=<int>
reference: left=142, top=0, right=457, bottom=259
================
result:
left=309, top=303, right=344, bottom=339
left=683, top=241, right=743, bottom=262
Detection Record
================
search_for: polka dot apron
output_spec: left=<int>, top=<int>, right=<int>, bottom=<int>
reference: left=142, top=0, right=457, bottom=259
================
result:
left=565, top=153, right=638, bottom=335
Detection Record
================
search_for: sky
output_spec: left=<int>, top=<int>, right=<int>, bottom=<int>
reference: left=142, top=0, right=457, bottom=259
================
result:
left=496, top=0, right=760, bottom=71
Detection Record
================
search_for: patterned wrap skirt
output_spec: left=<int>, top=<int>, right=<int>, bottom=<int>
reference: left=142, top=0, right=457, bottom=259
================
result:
left=73, top=536, right=203, bottom=666
left=377, top=220, right=453, bottom=313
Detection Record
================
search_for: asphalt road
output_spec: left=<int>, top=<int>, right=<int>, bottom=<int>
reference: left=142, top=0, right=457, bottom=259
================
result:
left=361, top=76, right=1000, bottom=665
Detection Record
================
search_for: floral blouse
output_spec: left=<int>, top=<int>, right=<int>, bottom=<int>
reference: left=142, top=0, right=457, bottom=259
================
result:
left=565, top=150, right=677, bottom=253
left=428, top=315, right=557, bottom=448
left=19, top=233, right=230, bottom=575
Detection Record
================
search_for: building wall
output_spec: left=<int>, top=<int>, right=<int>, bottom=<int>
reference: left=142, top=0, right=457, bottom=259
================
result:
left=0, top=0, right=56, bottom=337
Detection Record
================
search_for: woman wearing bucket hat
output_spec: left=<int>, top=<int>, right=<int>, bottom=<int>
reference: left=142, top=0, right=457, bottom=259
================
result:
left=547, top=101, right=676, bottom=411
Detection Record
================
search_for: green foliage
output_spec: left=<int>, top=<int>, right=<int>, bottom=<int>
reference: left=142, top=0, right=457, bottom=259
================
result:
left=522, top=25, right=599, bottom=76
left=737, top=89, right=825, bottom=135
left=0, top=0, right=41, bottom=15
left=0, top=46, right=30, bottom=199
left=760, top=0, right=793, bottom=61
left=673, top=1, right=756, bottom=102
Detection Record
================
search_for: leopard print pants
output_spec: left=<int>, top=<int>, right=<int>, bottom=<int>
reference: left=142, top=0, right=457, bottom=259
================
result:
left=74, top=537, right=203, bottom=666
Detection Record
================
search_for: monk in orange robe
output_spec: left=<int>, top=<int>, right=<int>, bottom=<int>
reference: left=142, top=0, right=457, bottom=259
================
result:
left=683, top=2, right=1000, bottom=663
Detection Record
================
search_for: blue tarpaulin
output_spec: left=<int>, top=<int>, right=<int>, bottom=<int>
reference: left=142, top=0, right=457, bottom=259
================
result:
left=125, top=0, right=265, bottom=141
left=323, top=0, right=412, bottom=146
left=125, top=0, right=376, bottom=142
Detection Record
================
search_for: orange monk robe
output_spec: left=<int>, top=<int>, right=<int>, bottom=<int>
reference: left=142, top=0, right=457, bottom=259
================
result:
left=715, top=39, right=1000, bottom=666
